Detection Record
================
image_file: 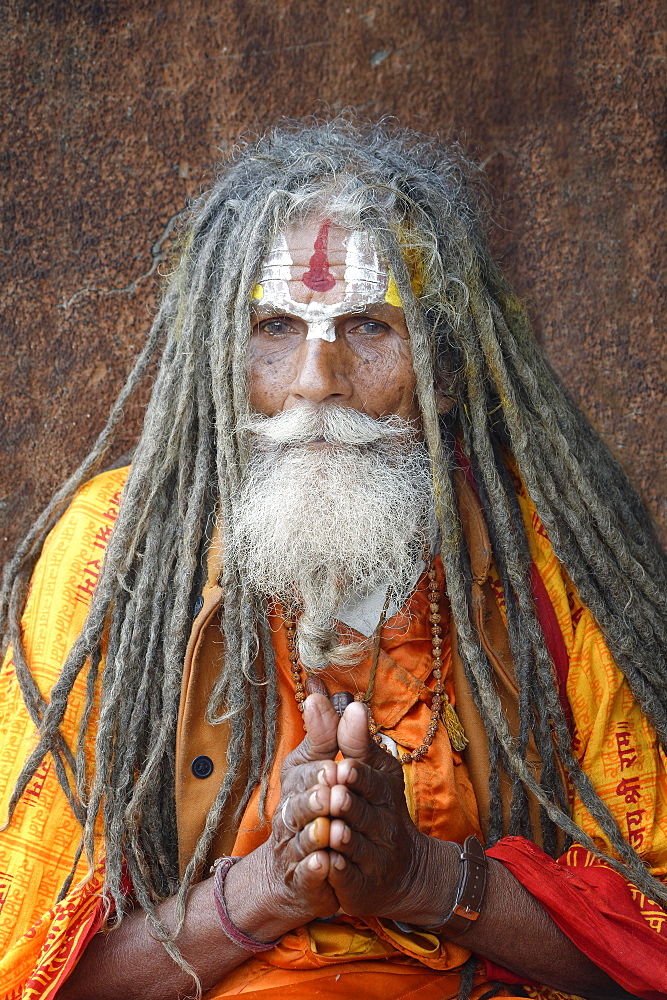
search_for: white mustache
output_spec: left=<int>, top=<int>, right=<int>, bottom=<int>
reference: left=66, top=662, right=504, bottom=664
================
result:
left=239, top=404, right=417, bottom=446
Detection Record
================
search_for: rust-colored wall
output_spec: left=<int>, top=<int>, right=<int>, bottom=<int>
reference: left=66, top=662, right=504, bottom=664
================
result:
left=1, top=0, right=665, bottom=563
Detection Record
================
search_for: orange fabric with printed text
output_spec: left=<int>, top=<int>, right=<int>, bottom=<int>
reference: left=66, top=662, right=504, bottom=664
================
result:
left=0, top=469, right=126, bottom=1000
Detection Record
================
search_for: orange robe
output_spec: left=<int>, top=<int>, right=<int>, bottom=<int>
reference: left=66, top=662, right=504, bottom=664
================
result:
left=1, top=466, right=666, bottom=999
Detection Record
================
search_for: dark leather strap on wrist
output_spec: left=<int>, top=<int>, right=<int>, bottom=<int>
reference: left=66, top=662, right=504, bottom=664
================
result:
left=437, top=835, right=488, bottom=935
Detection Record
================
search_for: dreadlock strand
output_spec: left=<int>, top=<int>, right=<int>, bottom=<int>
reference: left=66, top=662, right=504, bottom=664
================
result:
left=460, top=288, right=667, bottom=896
left=485, top=292, right=667, bottom=619
left=489, top=289, right=667, bottom=578
left=456, top=318, right=560, bottom=844
left=466, top=445, right=555, bottom=846
left=120, top=577, right=180, bottom=905
left=74, top=646, right=102, bottom=808
left=257, top=610, right=280, bottom=821
left=476, top=299, right=667, bottom=741
left=470, top=280, right=666, bottom=650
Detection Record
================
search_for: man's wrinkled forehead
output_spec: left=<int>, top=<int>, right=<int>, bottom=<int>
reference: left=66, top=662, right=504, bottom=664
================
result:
left=252, top=218, right=402, bottom=313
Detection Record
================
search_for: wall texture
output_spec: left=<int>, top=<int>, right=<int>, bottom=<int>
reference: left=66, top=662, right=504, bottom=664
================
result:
left=1, top=0, right=665, bottom=562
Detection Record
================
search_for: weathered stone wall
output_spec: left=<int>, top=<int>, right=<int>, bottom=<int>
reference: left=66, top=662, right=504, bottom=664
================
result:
left=1, top=0, right=665, bottom=562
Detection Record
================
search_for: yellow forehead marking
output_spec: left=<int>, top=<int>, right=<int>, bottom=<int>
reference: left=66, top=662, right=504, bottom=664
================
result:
left=392, top=222, right=425, bottom=299
left=252, top=283, right=264, bottom=300
left=384, top=273, right=403, bottom=308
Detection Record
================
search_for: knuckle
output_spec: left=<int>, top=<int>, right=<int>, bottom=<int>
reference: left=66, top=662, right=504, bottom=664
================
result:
left=281, top=744, right=307, bottom=775
left=281, top=762, right=314, bottom=796
left=358, top=766, right=382, bottom=800
left=292, top=787, right=321, bottom=826
left=333, top=863, right=364, bottom=902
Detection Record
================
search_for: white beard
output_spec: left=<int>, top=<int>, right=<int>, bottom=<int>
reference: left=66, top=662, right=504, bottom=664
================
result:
left=230, top=404, right=434, bottom=671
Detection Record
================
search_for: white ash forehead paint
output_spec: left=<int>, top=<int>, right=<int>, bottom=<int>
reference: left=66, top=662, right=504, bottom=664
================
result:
left=252, top=222, right=403, bottom=342
left=343, top=229, right=385, bottom=290
left=253, top=231, right=293, bottom=300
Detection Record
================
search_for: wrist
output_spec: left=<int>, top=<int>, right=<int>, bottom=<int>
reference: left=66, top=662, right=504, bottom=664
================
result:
left=221, top=845, right=305, bottom=942
left=391, top=835, right=460, bottom=926
left=222, top=850, right=290, bottom=942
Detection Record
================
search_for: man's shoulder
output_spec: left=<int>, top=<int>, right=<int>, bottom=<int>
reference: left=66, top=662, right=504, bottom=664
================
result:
left=29, top=464, right=131, bottom=610
left=6, top=465, right=131, bottom=704
left=47, top=464, right=131, bottom=543
left=71, top=464, right=131, bottom=514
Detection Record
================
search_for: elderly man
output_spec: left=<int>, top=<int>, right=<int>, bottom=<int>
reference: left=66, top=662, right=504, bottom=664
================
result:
left=1, top=122, right=666, bottom=1000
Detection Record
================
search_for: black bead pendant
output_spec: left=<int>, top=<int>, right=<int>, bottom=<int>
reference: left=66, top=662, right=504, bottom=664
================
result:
left=330, top=690, right=355, bottom=717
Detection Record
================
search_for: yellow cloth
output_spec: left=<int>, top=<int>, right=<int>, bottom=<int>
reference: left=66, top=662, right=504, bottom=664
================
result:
left=505, top=469, right=667, bottom=877
left=0, top=469, right=125, bottom=998
left=1, top=465, right=666, bottom=998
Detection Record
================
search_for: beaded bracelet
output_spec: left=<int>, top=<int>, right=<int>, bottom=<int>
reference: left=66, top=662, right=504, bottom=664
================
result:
left=211, top=856, right=284, bottom=953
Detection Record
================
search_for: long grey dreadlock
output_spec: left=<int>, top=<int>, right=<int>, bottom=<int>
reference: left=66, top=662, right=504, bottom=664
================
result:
left=2, top=119, right=667, bottom=960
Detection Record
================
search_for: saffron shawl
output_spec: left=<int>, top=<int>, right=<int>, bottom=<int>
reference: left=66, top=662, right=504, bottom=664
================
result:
left=0, top=466, right=665, bottom=999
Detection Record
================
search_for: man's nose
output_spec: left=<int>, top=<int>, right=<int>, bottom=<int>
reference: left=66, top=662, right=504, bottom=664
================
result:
left=288, top=337, right=353, bottom=404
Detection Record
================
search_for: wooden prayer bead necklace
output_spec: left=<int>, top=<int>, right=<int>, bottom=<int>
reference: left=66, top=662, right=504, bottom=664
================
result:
left=284, top=550, right=468, bottom=762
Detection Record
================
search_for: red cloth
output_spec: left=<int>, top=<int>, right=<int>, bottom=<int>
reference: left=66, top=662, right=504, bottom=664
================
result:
left=529, top=563, right=574, bottom=733
left=485, top=837, right=667, bottom=999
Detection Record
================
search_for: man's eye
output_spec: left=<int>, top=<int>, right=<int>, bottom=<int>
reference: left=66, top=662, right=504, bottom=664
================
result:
left=260, top=318, right=295, bottom=336
left=352, top=320, right=387, bottom=336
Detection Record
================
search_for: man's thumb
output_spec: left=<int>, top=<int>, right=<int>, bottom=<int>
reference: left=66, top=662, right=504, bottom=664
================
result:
left=296, top=693, right=340, bottom=761
left=337, top=702, right=399, bottom=772
left=336, top=701, right=374, bottom=761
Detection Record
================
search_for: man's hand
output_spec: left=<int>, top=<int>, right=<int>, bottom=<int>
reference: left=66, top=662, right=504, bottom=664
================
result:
left=60, top=696, right=637, bottom=1000
left=60, top=694, right=348, bottom=1000
left=224, top=693, right=345, bottom=940
left=325, top=700, right=456, bottom=926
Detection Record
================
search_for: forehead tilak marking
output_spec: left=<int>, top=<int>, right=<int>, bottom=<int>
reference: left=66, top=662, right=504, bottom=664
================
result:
left=302, top=219, right=336, bottom=293
left=252, top=226, right=403, bottom=342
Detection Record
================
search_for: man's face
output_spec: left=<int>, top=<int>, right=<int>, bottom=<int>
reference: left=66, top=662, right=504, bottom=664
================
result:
left=248, top=218, right=421, bottom=424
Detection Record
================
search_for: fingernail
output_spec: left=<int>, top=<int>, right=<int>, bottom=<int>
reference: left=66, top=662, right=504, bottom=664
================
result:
left=334, top=854, right=345, bottom=870
left=342, top=825, right=351, bottom=844
left=341, top=792, right=351, bottom=810
left=318, top=769, right=326, bottom=784
left=309, top=854, right=322, bottom=870
left=310, top=790, right=321, bottom=810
